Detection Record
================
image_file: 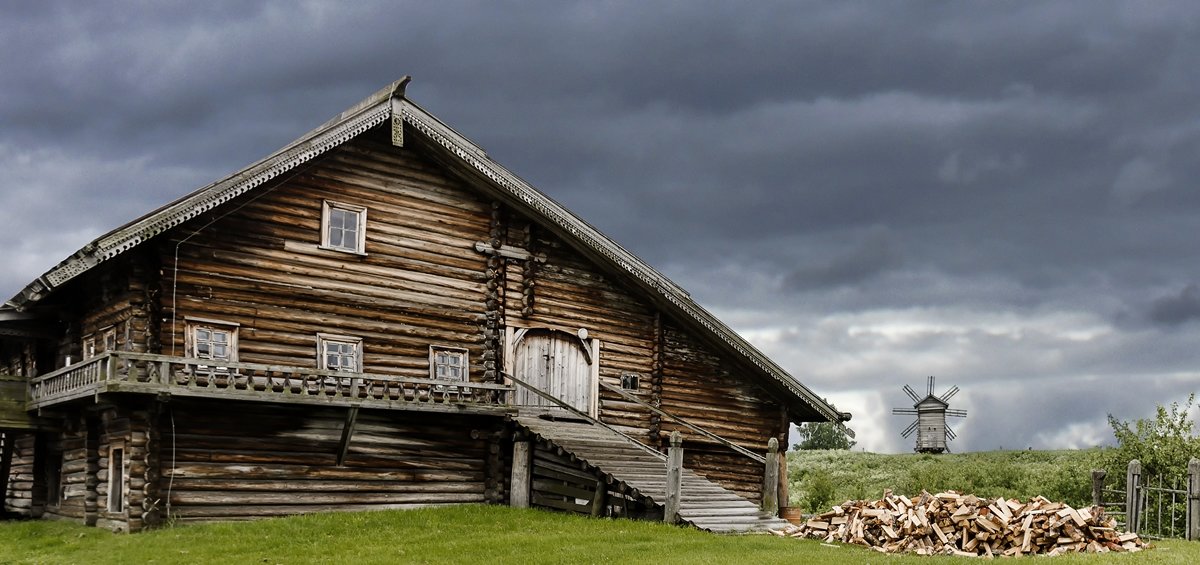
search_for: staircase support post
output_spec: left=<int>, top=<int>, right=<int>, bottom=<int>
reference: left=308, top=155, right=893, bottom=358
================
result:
left=761, top=437, right=779, bottom=516
left=665, top=431, right=682, bottom=523
left=510, top=434, right=532, bottom=509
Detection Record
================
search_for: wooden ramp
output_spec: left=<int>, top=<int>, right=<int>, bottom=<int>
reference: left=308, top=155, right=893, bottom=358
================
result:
left=513, top=414, right=789, bottom=534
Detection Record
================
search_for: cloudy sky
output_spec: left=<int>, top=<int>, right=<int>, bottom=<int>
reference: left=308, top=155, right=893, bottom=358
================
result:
left=4, top=1, right=1200, bottom=453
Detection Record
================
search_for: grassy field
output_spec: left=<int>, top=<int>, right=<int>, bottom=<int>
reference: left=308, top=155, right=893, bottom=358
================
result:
left=2, top=505, right=1198, bottom=564
left=788, top=448, right=1110, bottom=512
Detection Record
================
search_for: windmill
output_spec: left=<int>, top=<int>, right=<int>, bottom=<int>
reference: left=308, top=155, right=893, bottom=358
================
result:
left=892, top=376, right=967, bottom=453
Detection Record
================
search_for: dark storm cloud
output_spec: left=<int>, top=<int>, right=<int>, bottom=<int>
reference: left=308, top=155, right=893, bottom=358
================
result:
left=1149, top=284, right=1200, bottom=326
left=4, top=1, right=1200, bottom=451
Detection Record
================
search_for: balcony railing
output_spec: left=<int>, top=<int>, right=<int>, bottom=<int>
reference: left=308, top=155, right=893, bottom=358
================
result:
left=27, top=351, right=514, bottom=414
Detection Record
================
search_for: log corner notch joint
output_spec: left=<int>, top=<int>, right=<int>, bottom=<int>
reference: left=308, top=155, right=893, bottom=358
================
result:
left=0, top=76, right=851, bottom=433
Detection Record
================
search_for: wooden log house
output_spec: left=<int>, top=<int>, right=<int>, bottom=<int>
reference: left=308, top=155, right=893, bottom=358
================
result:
left=0, top=78, right=851, bottom=533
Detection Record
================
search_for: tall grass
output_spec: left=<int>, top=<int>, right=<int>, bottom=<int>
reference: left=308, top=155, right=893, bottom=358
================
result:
left=789, top=448, right=1109, bottom=511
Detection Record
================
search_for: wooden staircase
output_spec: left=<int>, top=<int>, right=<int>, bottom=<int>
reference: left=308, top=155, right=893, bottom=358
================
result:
left=513, top=414, right=790, bottom=534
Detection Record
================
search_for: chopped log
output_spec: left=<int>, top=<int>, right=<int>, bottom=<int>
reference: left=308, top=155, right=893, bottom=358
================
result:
left=773, top=490, right=1150, bottom=557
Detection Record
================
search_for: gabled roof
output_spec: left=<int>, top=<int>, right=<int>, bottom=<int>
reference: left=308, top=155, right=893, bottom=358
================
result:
left=916, top=395, right=949, bottom=409
left=2, top=78, right=851, bottom=430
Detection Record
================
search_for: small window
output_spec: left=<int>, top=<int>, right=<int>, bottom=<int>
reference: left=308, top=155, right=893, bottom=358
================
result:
left=82, top=336, right=97, bottom=360
left=185, top=319, right=239, bottom=364
left=318, top=334, right=362, bottom=372
left=620, top=373, right=640, bottom=391
left=429, top=346, right=468, bottom=382
left=108, top=447, right=125, bottom=513
left=321, top=200, right=367, bottom=255
left=101, top=326, right=117, bottom=353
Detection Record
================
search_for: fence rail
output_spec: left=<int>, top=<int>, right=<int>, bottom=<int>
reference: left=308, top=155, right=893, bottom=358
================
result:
left=1092, top=458, right=1200, bottom=540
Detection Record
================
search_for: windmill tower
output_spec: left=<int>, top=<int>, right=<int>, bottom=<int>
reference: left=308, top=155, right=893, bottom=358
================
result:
left=892, top=376, right=967, bottom=453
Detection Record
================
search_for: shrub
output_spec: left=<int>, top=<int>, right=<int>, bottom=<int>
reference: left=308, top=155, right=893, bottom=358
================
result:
left=804, top=470, right=836, bottom=513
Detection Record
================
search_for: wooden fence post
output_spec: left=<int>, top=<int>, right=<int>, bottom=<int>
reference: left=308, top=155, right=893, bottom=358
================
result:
left=509, top=435, right=531, bottom=509
left=1091, top=469, right=1106, bottom=507
left=1188, top=458, right=1200, bottom=541
left=665, top=431, right=682, bottom=523
left=1125, top=459, right=1141, bottom=533
left=761, top=437, right=779, bottom=516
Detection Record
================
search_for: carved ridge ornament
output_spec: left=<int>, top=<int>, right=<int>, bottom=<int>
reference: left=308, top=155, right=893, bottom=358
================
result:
left=42, top=104, right=393, bottom=288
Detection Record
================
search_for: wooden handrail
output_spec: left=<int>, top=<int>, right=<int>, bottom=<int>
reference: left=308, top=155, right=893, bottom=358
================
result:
left=504, top=371, right=666, bottom=461
left=598, top=380, right=766, bottom=465
left=111, top=351, right=514, bottom=390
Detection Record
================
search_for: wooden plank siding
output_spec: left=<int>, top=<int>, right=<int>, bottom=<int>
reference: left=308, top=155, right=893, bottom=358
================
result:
left=156, top=400, right=494, bottom=521
left=157, top=131, right=493, bottom=382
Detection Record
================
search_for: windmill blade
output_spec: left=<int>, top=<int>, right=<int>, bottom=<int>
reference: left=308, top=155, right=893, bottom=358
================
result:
left=946, top=425, right=957, bottom=440
left=939, top=385, right=959, bottom=402
left=903, top=384, right=920, bottom=402
left=927, top=375, right=935, bottom=396
left=892, top=408, right=919, bottom=415
left=946, top=409, right=968, bottom=418
left=900, top=420, right=919, bottom=438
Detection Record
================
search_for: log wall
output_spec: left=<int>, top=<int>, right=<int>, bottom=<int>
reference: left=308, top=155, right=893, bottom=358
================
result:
left=156, top=399, right=497, bottom=522
left=502, top=220, right=657, bottom=435
left=2, top=432, right=36, bottom=516
left=659, top=321, right=785, bottom=503
left=158, top=131, right=492, bottom=383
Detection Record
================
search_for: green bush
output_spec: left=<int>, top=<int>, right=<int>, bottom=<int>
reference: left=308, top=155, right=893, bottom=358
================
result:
left=804, top=470, right=836, bottom=513
left=1105, top=394, right=1200, bottom=476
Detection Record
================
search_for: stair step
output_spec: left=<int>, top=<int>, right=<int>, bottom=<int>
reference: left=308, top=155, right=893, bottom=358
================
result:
left=514, top=416, right=781, bottom=534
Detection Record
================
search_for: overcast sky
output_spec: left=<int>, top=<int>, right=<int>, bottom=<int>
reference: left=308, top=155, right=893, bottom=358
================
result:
left=4, top=1, right=1200, bottom=453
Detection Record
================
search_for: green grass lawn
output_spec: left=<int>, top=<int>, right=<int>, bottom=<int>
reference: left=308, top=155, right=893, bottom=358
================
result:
left=2, top=505, right=1198, bottom=564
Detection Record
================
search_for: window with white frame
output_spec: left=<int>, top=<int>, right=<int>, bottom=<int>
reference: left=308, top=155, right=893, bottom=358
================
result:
left=429, top=346, right=468, bottom=382
left=185, top=319, right=239, bottom=364
left=318, top=334, right=362, bottom=372
left=101, top=326, right=117, bottom=353
left=320, top=200, right=367, bottom=254
left=82, top=335, right=97, bottom=360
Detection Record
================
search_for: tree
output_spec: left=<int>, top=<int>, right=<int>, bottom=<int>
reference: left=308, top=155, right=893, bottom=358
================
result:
left=1106, top=393, right=1200, bottom=475
left=794, top=421, right=856, bottom=450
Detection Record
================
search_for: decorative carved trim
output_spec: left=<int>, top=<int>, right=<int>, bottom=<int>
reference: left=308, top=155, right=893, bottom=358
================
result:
left=31, top=102, right=392, bottom=293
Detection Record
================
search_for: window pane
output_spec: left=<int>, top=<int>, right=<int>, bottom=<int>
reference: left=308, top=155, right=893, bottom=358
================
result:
left=198, top=329, right=210, bottom=341
left=343, top=212, right=358, bottom=233
left=329, top=229, right=344, bottom=248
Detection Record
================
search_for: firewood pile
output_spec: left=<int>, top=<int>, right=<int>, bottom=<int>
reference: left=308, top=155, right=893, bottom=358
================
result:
left=773, top=490, right=1148, bottom=557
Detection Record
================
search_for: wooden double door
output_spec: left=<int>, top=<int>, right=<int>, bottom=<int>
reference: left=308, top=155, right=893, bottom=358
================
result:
left=510, top=328, right=595, bottom=414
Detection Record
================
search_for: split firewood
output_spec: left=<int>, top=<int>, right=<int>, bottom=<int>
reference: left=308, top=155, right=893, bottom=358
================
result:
left=773, top=490, right=1150, bottom=557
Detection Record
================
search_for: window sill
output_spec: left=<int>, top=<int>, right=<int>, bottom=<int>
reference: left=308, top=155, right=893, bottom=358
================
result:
left=284, top=240, right=368, bottom=258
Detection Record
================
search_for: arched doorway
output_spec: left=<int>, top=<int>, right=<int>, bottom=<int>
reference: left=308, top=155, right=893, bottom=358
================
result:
left=510, top=328, right=594, bottom=413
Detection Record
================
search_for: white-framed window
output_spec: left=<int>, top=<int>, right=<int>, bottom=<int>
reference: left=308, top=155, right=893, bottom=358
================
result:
left=82, top=335, right=97, bottom=360
left=320, top=200, right=367, bottom=255
left=101, top=326, right=117, bottom=353
left=318, top=334, right=362, bottom=372
left=107, top=445, right=125, bottom=513
left=184, top=318, right=239, bottom=364
left=429, top=346, right=468, bottom=382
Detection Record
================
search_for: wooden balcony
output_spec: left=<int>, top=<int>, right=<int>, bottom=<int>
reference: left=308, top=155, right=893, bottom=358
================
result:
left=26, top=352, right=515, bottom=415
